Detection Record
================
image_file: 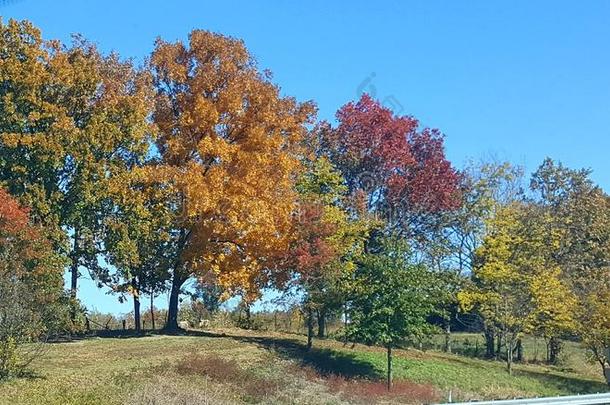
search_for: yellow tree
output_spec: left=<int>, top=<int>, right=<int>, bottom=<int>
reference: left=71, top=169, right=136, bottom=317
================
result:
left=459, top=202, right=575, bottom=374
left=148, top=30, right=315, bottom=330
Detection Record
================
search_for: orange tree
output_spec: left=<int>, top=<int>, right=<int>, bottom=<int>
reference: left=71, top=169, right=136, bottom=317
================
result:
left=148, top=30, right=315, bottom=330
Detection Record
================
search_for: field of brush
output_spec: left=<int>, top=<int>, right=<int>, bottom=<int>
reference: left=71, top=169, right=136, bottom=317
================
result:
left=0, top=329, right=607, bottom=405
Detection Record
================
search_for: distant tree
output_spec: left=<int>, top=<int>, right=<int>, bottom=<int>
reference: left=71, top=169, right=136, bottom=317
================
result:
left=194, top=276, right=225, bottom=316
left=102, top=178, right=174, bottom=332
left=428, top=160, right=524, bottom=354
left=530, top=158, right=606, bottom=363
left=346, top=237, right=440, bottom=390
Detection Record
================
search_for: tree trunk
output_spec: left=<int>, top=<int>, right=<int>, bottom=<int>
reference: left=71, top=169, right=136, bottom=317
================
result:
left=548, top=336, right=561, bottom=364
left=150, top=293, right=155, bottom=330
left=131, top=278, right=141, bottom=333
left=485, top=328, right=495, bottom=358
left=343, top=304, right=349, bottom=345
left=244, top=303, right=251, bottom=329
left=444, top=320, right=451, bottom=353
left=387, top=345, right=393, bottom=391
left=496, top=333, right=502, bottom=360
left=69, top=256, right=79, bottom=322
left=506, top=340, right=513, bottom=375
left=317, top=308, right=326, bottom=338
left=133, top=295, right=141, bottom=333
left=515, top=339, right=523, bottom=362
left=166, top=274, right=185, bottom=332
left=306, top=306, right=314, bottom=351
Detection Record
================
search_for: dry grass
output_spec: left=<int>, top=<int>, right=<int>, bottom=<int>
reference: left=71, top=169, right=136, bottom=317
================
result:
left=174, top=354, right=281, bottom=401
left=0, top=329, right=606, bottom=404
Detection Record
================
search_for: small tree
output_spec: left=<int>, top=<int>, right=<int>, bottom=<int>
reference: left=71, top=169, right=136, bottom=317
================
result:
left=346, top=236, right=439, bottom=390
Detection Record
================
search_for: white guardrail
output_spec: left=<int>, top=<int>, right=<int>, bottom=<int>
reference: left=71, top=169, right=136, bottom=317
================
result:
left=440, top=392, right=610, bottom=405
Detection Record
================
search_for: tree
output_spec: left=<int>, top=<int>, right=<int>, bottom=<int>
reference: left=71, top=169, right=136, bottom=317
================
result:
left=285, top=156, right=370, bottom=349
left=459, top=202, right=575, bottom=374
left=102, top=177, right=174, bottom=332
left=428, top=160, right=524, bottom=354
left=194, top=275, right=224, bottom=316
left=0, top=188, right=68, bottom=378
left=346, top=237, right=440, bottom=390
left=320, top=94, right=460, bottom=237
left=0, top=19, right=153, bottom=320
left=148, top=30, right=315, bottom=330
left=530, top=158, right=606, bottom=363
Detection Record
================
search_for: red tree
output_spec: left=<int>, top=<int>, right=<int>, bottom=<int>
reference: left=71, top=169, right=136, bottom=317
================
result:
left=0, top=188, right=63, bottom=314
left=321, top=94, right=460, bottom=233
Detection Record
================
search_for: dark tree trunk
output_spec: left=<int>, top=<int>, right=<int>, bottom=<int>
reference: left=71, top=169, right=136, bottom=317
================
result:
left=506, top=340, right=514, bottom=375
left=548, top=336, right=561, bottom=364
left=515, top=339, right=523, bottom=362
left=485, top=328, right=495, bottom=358
left=131, top=278, right=141, bottom=332
left=444, top=320, right=451, bottom=353
left=150, top=293, right=155, bottom=330
left=317, top=308, right=326, bottom=338
left=133, top=297, right=141, bottom=333
left=69, top=257, right=79, bottom=322
left=306, top=306, right=314, bottom=351
left=244, top=303, right=252, bottom=329
left=70, top=260, right=78, bottom=300
left=166, top=274, right=185, bottom=332
left=496, top=333, right=502, bottom=360
left=387, top=345, right=393, bottom=391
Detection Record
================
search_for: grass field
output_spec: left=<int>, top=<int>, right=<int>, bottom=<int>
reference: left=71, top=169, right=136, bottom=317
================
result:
left=0, top=329, right=607, bottom=404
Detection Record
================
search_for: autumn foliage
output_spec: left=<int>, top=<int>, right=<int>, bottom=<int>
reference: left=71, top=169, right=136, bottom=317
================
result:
left=322, top=94, right=460, bottom=222
left=148, top=29, right=315, bottom=328
left=3, top=17, right=610, bottom=391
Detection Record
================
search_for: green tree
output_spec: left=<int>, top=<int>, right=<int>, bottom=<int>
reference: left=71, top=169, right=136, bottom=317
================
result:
left=347, top=236, right=439, bottom=390
left=102, top=176, right=175, bottom=332
left=0, top=19, right=153, bottom=320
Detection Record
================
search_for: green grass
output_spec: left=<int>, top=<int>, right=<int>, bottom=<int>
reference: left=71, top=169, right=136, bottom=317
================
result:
left=0, top=329, right=607, bottom=404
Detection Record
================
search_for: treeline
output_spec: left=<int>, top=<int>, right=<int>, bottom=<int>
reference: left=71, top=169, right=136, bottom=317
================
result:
left=0, top=18, right=609, bottom=390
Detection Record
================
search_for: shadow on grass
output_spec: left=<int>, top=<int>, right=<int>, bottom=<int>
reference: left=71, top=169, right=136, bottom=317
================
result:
left=514, top=368, right=608, bottom=395
left=204, top=331, right=381, bottom=380
left=47, top=329, right=172, bottom=343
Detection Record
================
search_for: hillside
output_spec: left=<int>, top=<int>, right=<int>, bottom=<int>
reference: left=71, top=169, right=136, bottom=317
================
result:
left=0, top=329, right=607, bottom=405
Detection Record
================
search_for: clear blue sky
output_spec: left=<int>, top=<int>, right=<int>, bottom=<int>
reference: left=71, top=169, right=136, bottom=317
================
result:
left=4, top=0, right=610, bottom=314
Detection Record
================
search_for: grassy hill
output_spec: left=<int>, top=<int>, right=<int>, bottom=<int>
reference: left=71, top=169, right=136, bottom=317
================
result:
left=0, top=329, right=607, bottom=404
